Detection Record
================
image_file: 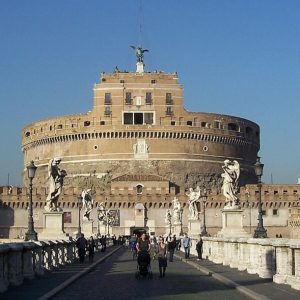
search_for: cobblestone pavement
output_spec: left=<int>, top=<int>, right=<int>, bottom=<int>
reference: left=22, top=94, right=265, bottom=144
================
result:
left=53, top=248, right=249, bottom=300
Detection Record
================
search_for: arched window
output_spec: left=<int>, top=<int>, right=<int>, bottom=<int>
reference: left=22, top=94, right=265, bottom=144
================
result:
left=136, top=185, right=143, bottom=194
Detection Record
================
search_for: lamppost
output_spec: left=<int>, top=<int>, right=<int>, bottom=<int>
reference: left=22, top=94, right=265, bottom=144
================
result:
left=107, top=215, right=110, bottom=237
left=25, top=160, right=38, bottom=241
left=245, top=188, right=252, bottom=234
left=200, top=189, right=208, bottom=237
left=179, top=207, right=184, bottom=236
left=96, top=205, right=101, bottom=237
left=76, top=195, right=82, bottom=239
left=253, top=156, right=268, bottom=238
left=167, top=209, right=172, bottom=235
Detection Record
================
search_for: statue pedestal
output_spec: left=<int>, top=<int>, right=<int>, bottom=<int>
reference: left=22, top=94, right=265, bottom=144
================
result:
left=136, top=62, right=144, bottom=73
left=39, top=211, right=68, bottom=240
left=82, top=220, right=94, bottom=237
left=188, top=219, right=201, bottom=238
left=217, top=209, right=250, bottom=238
left=172, top=223, right=182, bottom=236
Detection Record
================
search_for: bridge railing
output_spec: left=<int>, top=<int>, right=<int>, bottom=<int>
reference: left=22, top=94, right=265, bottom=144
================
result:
left=0, top=237, right=109, bottom=293
left=185, top=236, right=300, bottom=291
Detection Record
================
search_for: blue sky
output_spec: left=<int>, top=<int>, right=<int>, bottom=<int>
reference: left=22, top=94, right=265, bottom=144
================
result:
left=0, top=0, right=299, bottom=186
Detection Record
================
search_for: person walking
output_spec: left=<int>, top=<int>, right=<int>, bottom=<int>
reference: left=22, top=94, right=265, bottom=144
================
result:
left=100, top=235, right=106, bottom=252
left=182, top=233, right=191, bottom=259
left=196, top=237, right=203, bottom=260
left=76, top=233, right=87, bottom=263
left=167, top=236, right=176, bottom=262
left=87, top=236, right=95, bottom=262
left=158, top=237, right=168, bottom=278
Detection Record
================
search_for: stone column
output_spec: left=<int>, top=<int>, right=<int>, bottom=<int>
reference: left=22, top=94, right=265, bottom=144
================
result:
left=237, top=238, right=249, bottom=271
left=57, top=240, right=66, bottom=265
left=22, top=242, right=36, bottom=280
left=291, top=247, right=300, bottom=290
left=66, top=240, right=76, bottom=263
left=51, top=240, right=59, bottom=268
left=7, top=243, right=24, bottom=286
left=229, top=239, right=239, bottom=268
left=222, top=239, right=231, bottom=266
left=0, top=244, right=10, bottom=292
left=247, top=239, right=260, bottom=275
left=257, top=239, right=275, bottom=278
left=202, top=237, right=210, bottom=260
left=33, top=241, right=45, bottom=276
left=43, top=241, right=54, bottom=270
left=273, top=240, right=289, bottom=284
left=286, top=240, right=300, bottom=290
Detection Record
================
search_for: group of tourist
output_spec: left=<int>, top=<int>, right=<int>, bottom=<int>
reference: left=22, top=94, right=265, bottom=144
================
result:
left=131, top=232, right=204, bottom=278
left=76, top=234, right=108, bottom=263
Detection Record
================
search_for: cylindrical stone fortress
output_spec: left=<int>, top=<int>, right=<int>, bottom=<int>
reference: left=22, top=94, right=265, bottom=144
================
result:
left=22, top=70, right=260, bottom=191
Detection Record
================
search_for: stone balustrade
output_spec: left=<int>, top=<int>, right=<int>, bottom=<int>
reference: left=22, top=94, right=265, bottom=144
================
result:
left=0, top=237, right=106, bottom=293
left=187, top=236, right=300, bottom=291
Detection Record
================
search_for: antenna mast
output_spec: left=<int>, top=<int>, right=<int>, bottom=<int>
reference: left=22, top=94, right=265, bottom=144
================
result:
left=138, top=0, right=143, bottom=46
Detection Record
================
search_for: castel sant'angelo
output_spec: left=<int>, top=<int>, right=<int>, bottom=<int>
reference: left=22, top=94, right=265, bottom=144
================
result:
left=0, top=48, right=299, bottom=238
left=22, top=50, right=259, bottom=190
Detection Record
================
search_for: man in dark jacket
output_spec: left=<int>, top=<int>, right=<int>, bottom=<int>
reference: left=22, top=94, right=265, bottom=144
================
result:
left=76, top=233, right=87, bottom=263
left=168, top=236, right=176, bottom=262
left=196, top=237, right=203, bottom=260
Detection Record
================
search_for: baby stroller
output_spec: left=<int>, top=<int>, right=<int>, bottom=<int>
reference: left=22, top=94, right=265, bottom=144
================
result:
left=135, top=250, right=153, bottom=279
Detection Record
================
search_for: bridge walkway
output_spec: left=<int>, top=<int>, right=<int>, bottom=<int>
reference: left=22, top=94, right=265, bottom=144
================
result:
left=1, top=246, right=250, bottom=300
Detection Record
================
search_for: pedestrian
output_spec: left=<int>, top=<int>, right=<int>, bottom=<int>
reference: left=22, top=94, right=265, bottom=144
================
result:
left=87, top=236, right=95, bottom=262
left=100, top=235, right=106, bottom=252
left=182, top=233, right=191, bottom=259
left=112, top=234, right=117, bottom=246
left=176, top=238, right=181, bottom=251
left=76, top=233, right=87, bottom=263
left=196, top=236, right=203, bottom=260
left=158, top=237, right=168, bottom=278
left=167, top=236, right=176, bottom=262
left=150, top=236, right=159, bottom=260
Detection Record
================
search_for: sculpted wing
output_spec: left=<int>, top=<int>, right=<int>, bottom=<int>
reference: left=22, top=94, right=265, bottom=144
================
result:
left=233, top=160, right=240, bottom=183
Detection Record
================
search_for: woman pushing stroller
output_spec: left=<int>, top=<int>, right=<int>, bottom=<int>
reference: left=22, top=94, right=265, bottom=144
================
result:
left=136, top=233, right=151, bottom=260
left=136, top=233, right=152, bottom=278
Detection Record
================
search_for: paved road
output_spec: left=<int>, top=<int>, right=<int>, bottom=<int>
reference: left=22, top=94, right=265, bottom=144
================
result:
left=54, top=248, right=249, bottom=300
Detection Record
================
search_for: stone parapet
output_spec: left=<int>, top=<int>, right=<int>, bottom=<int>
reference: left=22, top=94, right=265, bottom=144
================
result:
left=195, top=236, right=300, bottom=291
left=0, top=237, right=106, bottom=293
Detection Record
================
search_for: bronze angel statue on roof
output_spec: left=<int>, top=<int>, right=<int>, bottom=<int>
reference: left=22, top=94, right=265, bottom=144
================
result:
left=130, top=45, right=149, bottom=63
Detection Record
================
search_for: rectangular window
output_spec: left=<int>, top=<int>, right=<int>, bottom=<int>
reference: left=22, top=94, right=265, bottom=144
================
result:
left=166, top=93, right=173, bottom=105
left=123, top=112, right=154, bottom=125
left=134, top=113, right=143, bottom=124
left=151, top=79, right=156, bottom=84
left=166, top=106, right=173, bottom=115
left=125, top=92, right=132, bottom=104
left=104, top=106, right=111, bottom=116
left=214, top=121, right=221, bottom=129
left=124, top=113, right=133, bottom=124
left=104, top=93, right=111, bottom=105
left=262, top=210, right=266, bottom=216
left=273, top=209, right=278, bottom=216
left=146, top=92, right=152, bottom=105
left=144, top=113, right=154, bottom=124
